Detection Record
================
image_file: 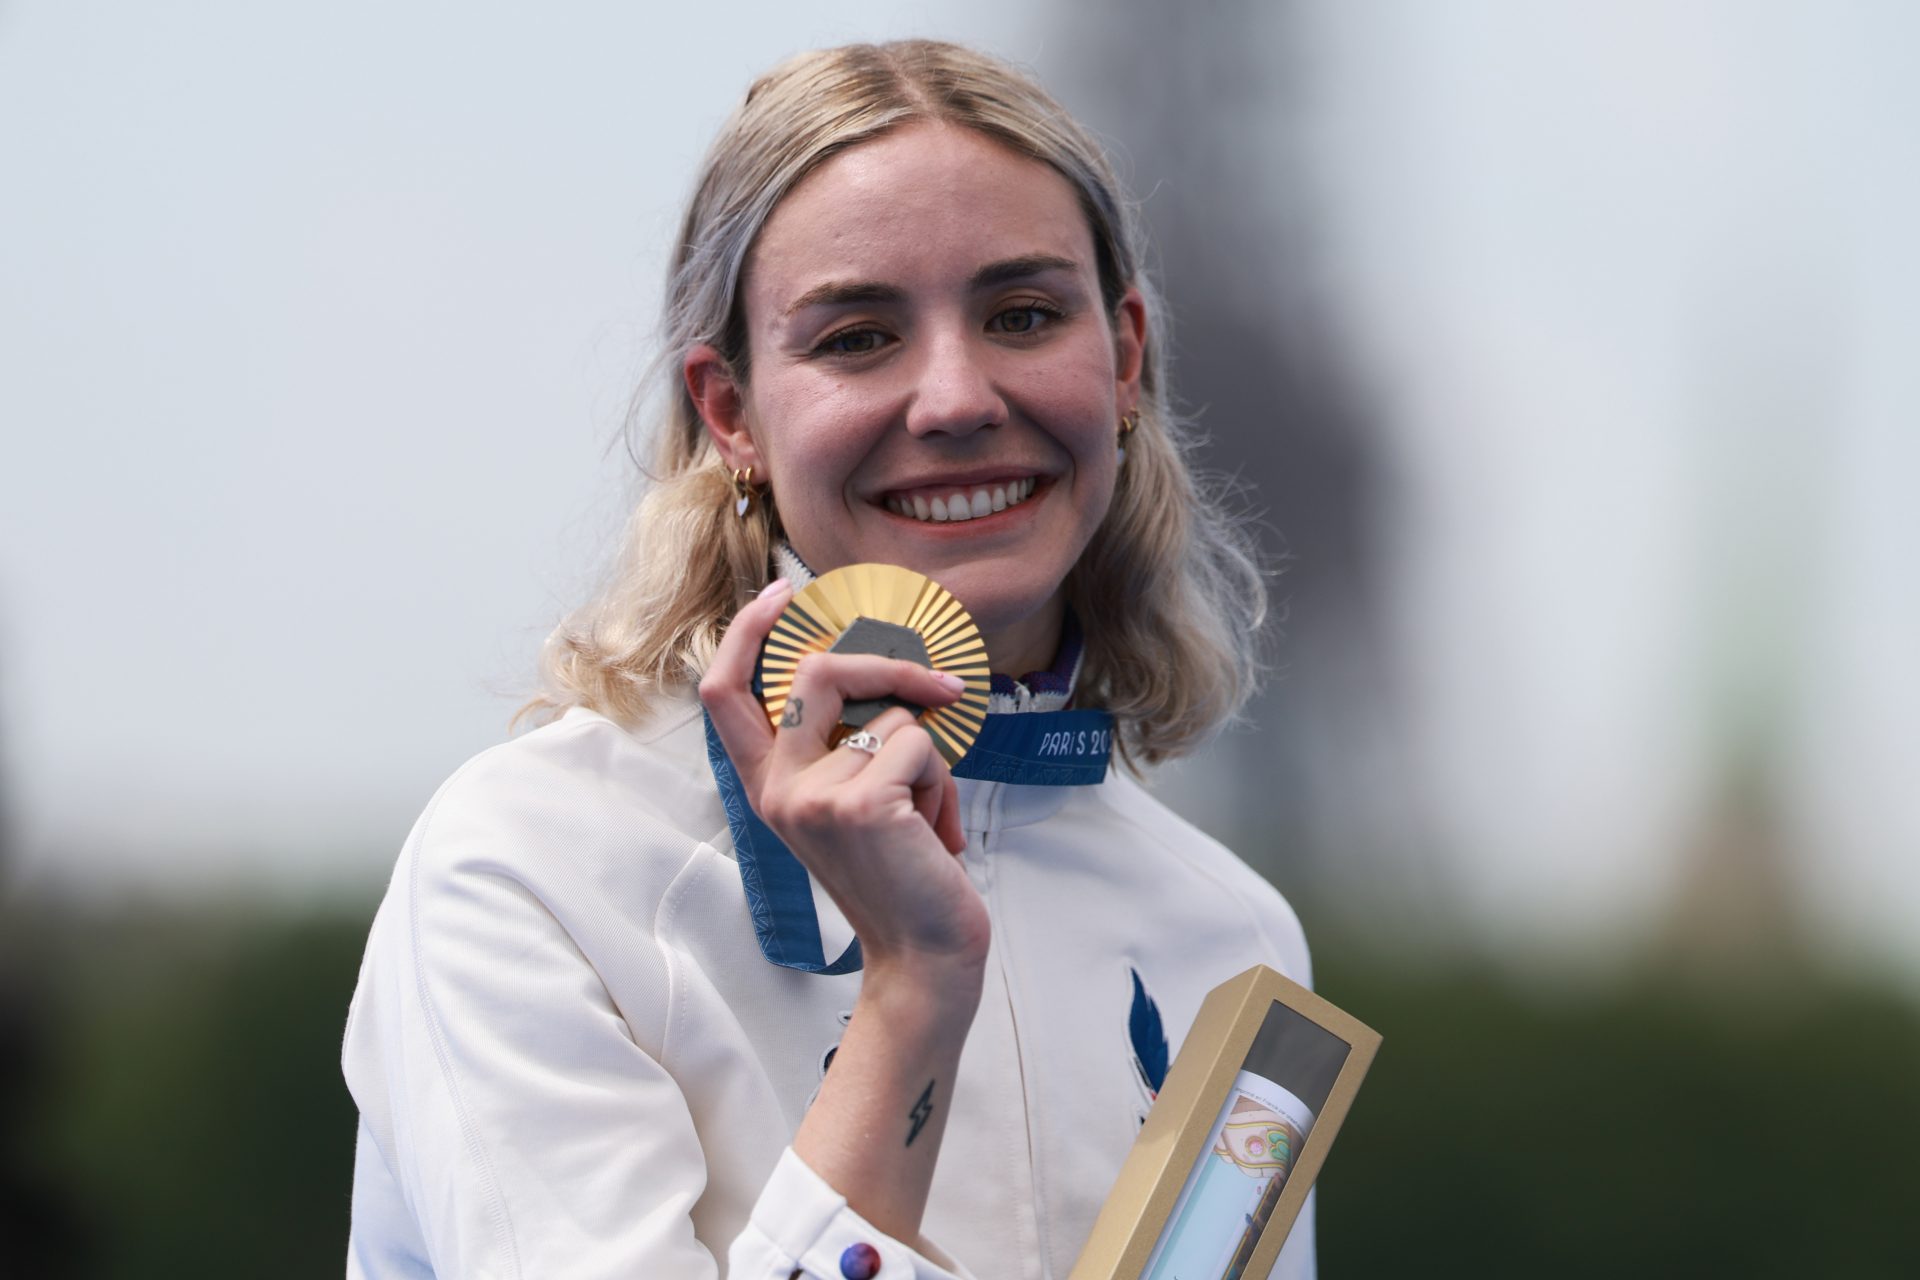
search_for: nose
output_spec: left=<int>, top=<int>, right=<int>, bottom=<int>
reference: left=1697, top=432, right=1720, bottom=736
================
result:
left=904, top=328, right=1007, bottom=439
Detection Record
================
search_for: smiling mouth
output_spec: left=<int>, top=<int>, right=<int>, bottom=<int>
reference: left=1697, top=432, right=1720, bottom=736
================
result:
left=883, top=477, right=1038, bottom=524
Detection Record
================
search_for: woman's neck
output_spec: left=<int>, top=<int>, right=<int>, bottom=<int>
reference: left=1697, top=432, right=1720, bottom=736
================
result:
left=981, top=593, right=1064, bottom=680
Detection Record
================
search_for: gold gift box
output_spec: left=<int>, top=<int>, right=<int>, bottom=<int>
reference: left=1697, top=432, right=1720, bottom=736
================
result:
left=1072, top=965, right=1382, bottom=1280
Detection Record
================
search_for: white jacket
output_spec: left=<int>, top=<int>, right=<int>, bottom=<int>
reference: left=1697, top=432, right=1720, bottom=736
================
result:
left=342, top=700, right=1315, bottom=1279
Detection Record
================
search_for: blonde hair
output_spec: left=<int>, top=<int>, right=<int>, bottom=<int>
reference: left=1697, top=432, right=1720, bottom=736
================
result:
left=529, top=40, right=1266, bottom=767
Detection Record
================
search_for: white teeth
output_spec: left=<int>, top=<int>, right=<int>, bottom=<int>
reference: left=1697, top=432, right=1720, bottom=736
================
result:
left=889, top=478, right=1039, bottom=522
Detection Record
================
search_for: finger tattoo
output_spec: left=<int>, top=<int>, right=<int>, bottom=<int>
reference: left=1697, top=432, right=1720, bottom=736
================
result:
left=780, top=697, right=804, bottom=729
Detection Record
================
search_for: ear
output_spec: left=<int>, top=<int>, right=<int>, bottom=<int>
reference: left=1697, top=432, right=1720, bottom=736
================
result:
left=684, top=343, right=761, bottom=472
left=1111, top=287, right=1148, bottom=412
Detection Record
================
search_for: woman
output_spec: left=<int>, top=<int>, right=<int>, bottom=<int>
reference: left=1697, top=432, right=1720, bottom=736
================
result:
left=343, top=39, right=1313, bottom=1280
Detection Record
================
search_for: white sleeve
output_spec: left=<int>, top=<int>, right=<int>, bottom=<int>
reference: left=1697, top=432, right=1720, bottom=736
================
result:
left=730, top=1149, right=974, bottom=1280
left=342, top=790, right=973, bottom=1280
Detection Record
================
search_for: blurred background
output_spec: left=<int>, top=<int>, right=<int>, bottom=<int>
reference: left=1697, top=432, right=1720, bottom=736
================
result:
left=3, top=1, right=1916, bottom=1274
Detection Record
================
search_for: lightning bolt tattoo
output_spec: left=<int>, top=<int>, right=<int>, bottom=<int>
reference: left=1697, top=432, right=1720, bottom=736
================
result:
left=906, top=1080, right=936, bottom=1147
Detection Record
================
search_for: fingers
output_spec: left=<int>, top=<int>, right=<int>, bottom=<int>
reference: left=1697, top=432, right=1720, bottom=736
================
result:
left=910, top=768, right=966, bottom=855
left=698, top=578, right=794, bottom=786
left=933, top=774, right=965, bottom=855
left=789, top=706, right=967, bottom=854
left=901, top=747, right=965, bottom=856
left=840, top=710, right=964, bottom=855
left=806, top=705, right=921, bottom=787
left=767, top=653, right=965, bottom=772
left=701, top=589, right=973, bottom=862
left=854, top=711, right=957, bottom=820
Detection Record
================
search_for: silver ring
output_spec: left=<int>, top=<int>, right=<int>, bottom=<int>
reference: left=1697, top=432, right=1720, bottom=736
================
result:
left=841, top=729, right=884, bottom=755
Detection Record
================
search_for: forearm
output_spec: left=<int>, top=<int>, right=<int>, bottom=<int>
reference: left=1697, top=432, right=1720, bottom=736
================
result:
left=791, top=956, right=984, bottom=1244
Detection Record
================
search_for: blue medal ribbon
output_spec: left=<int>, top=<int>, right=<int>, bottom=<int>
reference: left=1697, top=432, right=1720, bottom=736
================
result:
left=950, top=708, right=1113, bottom=785
left=703, top=706, right=1114, bottom=975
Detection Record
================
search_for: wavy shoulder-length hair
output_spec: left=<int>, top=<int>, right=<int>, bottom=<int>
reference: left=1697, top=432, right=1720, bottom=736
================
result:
left=527, top=39, right=1267, bottom=767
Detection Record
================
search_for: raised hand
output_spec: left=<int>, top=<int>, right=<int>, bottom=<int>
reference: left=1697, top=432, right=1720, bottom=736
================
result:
left=699, top=578, right=989, bottom=976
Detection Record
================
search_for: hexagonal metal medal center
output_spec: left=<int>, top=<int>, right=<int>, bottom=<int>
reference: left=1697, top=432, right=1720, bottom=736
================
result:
left=828, top=616, right=932, bottom=728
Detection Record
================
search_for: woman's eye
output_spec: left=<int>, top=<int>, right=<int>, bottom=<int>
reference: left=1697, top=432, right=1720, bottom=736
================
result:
left=990, top=303, right=1061, bottom=336
left=816, top=327, right=889, bottom=357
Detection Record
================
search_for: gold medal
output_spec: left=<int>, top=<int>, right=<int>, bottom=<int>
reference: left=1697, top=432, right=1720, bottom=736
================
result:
left=758, top=563, right=991, bottom=765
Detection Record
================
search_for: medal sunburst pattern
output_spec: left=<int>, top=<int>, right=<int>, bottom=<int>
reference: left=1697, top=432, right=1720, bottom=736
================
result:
left=758, top=563, right=991, bottom=765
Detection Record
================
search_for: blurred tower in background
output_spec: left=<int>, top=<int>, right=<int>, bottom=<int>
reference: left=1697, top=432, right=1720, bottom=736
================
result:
left=1042, top=1, right=1430, bottom=928
left=1041, top=1, right=1920, bottom=981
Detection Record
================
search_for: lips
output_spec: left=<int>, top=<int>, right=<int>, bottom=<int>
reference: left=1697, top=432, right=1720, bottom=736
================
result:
left=882, top=477, right=1038, bottom=523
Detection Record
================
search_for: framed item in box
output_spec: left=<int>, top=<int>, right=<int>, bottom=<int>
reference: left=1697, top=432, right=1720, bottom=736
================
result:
left=1072, top=964, right=1381, bottom=1280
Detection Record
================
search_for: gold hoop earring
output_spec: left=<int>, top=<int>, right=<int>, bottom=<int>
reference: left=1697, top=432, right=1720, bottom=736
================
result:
left=730, top=466, right=758, bottom=519
left=1117, top=411, right=1138, bottom=464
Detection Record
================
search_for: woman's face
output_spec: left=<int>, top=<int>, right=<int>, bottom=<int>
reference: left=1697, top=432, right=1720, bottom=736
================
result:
left=691, top=123, right=1145, bottom=669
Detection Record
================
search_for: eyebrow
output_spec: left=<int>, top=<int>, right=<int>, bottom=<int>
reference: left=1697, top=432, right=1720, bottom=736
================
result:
left=781, top=254, right=1083, bottom=318
left=970, top=253, right=1080, bottom=289
left=782, top=280, right=906, bottom=317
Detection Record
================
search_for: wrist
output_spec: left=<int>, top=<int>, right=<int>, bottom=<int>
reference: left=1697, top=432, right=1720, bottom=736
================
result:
left=857, top=950, right=986, bottom=1024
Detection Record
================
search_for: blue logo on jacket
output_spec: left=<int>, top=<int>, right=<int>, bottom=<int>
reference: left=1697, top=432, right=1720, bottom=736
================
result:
left=1128, top=967, right=1169, bottom=1122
